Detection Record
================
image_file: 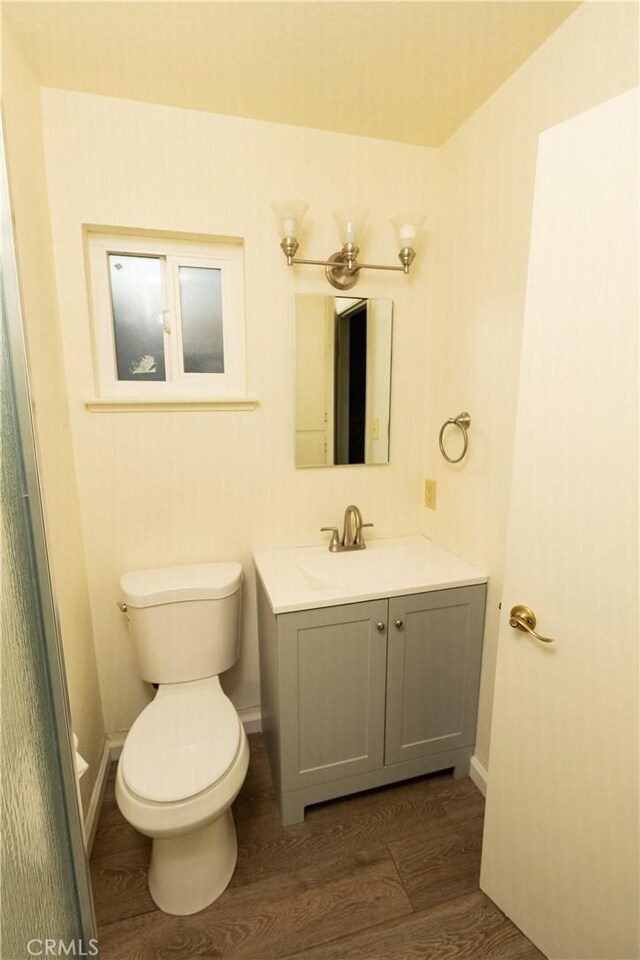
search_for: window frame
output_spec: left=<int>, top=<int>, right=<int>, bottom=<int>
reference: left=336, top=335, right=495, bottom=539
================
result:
left=86, top=232, right=247, bottom=400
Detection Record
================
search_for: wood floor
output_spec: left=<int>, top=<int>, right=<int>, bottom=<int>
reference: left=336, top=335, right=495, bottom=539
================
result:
left=90, top=734, right=545, bottom=959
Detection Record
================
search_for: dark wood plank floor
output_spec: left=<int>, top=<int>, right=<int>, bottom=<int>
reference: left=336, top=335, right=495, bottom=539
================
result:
left=91, top=734, right=545, bottom=959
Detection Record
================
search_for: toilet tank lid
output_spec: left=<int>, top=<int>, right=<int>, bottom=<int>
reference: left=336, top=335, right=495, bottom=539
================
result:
left=120, top=562, right=243, bottom=608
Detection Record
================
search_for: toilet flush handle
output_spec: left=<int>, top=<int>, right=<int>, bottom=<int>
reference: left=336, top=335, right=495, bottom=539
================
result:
left=117, top=601, right=128, bottom=613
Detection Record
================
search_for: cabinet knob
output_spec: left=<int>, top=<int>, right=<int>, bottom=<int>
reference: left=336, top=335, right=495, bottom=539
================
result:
left=376, top=622, right=386, bottom=632
left=395, top=619, right=403, bottom=629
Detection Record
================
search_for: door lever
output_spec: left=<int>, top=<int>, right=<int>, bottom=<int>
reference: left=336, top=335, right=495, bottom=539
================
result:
left=509, top=604, right=555, bottom=644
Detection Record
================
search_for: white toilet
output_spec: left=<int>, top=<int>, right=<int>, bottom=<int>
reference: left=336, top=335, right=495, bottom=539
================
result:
left=115, top=562, right=249, bottom=916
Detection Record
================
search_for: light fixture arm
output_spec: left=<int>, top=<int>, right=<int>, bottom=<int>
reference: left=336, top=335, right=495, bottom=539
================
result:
left=283, top=248, right=416, bottom=291
left=288, top=256, right=407, bottom=273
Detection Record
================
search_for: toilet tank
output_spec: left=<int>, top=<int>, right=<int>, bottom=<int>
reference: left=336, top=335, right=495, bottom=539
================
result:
left=119, top=563, right=243, bottom=684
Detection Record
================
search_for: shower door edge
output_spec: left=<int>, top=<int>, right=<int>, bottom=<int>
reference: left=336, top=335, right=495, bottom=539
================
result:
left=1, top=124, right=97, bottom=947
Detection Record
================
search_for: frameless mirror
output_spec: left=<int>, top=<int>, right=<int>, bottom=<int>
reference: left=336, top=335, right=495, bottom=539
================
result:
left=294, top=295, right=393, bottom=467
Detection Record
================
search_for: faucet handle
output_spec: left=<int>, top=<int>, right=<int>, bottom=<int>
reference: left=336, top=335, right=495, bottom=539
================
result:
left=320, top=526, right=341, bottom=552
left=356, top=522, right=374, bottom=546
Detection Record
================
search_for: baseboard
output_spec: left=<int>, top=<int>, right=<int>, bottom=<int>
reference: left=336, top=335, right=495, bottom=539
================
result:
left=470, top=754, right=488, bottom=797
left=108, top=731, right=127, bottom=760
left=238, top=705, right=262, bottom=735
left=83, top=738, right=113, bottom=854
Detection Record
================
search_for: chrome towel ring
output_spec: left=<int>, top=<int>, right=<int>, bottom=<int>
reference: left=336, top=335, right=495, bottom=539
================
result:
left=439, top=412, right=471, bottom=463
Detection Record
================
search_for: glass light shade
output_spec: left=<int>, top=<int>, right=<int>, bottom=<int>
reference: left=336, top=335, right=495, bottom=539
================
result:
left=334, top=208, right=369, bottom=247
left=391, top=214, right=425, bottom=249
left=271, top=200, right=308, bottom=239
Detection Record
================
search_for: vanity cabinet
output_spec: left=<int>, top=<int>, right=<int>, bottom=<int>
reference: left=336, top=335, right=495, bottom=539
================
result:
left=257, top=580, right=486, bottom=824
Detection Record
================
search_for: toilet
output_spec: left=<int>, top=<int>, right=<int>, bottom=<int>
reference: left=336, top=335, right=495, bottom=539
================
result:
left=115, top=562, right=249, bottom=916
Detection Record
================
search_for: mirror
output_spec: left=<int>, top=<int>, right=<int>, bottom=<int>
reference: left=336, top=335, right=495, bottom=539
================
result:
left=295, top=295, right=393, bottom=467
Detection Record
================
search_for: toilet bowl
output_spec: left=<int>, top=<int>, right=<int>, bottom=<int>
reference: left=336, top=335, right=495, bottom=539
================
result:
left=115, top=683, right=250, bottom=915
left=115, top=563, right=248, bottom=916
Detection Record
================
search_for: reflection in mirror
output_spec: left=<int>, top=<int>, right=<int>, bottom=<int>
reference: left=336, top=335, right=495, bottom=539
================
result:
left=295, top=295, right=392, bottom=467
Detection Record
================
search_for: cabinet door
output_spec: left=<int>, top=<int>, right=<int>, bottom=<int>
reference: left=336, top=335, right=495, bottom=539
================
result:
left=279, top=599, right=388, bottom=790
left=385, top=586, right=485, bottom=765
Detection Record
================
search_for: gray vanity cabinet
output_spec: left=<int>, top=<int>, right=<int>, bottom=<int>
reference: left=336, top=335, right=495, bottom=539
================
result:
left=257, top=579, right=486, bottom=825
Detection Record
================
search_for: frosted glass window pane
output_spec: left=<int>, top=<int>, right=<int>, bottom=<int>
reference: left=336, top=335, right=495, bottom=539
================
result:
left=109, top=254, right=166, bottom=381
left=179, top=266, right=224, bottom=373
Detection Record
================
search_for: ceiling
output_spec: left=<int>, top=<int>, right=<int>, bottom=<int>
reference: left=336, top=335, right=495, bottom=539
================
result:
left=4, top=1, right=580, bottom=147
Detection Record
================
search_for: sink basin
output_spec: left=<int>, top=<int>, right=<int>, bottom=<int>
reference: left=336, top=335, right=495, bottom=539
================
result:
left=254, top=535, right=488, bottom=613
left=297, top=545, right=422, bottom=590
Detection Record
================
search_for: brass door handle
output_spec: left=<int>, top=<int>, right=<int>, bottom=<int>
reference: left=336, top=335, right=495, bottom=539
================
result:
left=376, top=622, right=386, bottom=632
left=509, top=605, right=555, bottom=644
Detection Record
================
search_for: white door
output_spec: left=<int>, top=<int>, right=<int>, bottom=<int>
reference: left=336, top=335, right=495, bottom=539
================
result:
left=480, top=89, right=639, bottom=960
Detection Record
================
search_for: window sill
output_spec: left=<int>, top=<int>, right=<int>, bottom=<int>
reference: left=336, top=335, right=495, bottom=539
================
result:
left=84, top=397, right=259, bottom=413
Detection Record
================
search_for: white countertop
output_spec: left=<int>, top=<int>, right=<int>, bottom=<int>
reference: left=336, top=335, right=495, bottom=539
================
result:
left=253, top=534, right=487, bottom=613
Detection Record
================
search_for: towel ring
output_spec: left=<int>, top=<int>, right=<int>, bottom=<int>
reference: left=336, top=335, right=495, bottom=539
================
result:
left=439, top=412, right=471, bottom=463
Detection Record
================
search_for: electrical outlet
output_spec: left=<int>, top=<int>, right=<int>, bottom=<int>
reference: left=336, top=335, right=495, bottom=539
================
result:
left=424, top=478, right=437, bottom=509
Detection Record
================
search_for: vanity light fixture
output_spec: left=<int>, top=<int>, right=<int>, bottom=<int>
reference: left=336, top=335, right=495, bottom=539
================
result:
left=272, top=201, right=424, bottom=291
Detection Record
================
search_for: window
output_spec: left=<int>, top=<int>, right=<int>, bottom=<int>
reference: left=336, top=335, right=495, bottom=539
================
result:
left=86, top=232, right=247, bottom=402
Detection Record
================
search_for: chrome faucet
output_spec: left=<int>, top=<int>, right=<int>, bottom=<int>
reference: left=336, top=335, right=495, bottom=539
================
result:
left=321, top=504, right=373, bottom=552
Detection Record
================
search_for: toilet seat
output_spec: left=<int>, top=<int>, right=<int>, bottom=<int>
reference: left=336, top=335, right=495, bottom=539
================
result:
left=121, top=676, right=240, bottom=803
left=116, top=724, right=250, bottom=841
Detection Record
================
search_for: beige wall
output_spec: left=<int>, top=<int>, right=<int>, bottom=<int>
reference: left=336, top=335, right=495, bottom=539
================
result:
left=39, top=90, right=438, bottom=733
left=422, top=1, right=639, bottom=772
left=2, top=26, right=106, bottom=812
